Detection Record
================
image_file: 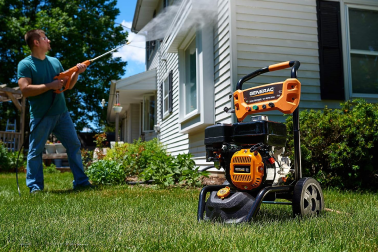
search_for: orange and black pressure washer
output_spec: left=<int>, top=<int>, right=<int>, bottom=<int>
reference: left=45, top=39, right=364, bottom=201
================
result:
left=198, top=61, right=324, bottom=223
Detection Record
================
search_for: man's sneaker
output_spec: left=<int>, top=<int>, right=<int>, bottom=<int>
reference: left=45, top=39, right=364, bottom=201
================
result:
left=30, top=189, right=42, bottom=194
left=74, top=184, right=97, bottom=191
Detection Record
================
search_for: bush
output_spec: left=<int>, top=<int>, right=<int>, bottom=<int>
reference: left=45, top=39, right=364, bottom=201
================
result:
left=285, top=99, right=378, bottom=189
left=0, top=142, right=11, bottom=171
left=104, top=138, right=167, bottom=177
left=86, top=160, right=125, bottom=185
left=86, top=138, right=209, bottom=187
left=140, top=153, right=210, bottom=187
left=81, top=149, right=94, bottom=170
left=43, top=163, right=59, bottom=174
left=0, top=142, right=26, bottom=172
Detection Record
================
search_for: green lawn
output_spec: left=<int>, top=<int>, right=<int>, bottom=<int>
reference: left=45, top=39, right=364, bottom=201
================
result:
left=1, top=172, right=377, bottom=251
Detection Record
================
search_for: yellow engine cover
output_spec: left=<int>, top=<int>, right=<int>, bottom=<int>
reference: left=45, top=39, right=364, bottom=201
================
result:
left=230, top=149, right=264, bottom=191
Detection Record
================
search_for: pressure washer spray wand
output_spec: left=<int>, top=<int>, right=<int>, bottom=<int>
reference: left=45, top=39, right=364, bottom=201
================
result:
left=53, top=44, right=127, bottom=93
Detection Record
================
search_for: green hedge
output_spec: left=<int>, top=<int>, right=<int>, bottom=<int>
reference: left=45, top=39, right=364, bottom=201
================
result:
left=285, top=99, right=378, bottom=189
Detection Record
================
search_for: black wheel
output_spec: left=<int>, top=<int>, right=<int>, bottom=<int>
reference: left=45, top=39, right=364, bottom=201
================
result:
left=292, top=177, right=324, bottom=217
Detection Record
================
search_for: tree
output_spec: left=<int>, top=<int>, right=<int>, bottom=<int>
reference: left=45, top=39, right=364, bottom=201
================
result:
left=0, top=0, right=127, bottom=132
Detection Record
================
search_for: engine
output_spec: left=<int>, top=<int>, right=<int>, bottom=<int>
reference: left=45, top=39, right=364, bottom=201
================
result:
left=205, top=116, right=289, bottom=191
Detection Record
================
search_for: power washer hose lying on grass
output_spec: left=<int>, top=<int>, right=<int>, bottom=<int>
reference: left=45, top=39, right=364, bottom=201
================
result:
left=126, top=166, right=215, bottom=185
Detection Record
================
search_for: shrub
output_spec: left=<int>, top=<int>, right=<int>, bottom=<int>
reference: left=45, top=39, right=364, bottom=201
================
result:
left=81, top=149, right=94, bottom=170
left=43, top=163, right=59, bottom=174
left=93, top=132, right=107, bottom=148
left=7, top=151, right=27, bottom=172
left=0, top=142, right=26, bottom=172
left=140, top=153, right=210, bottom=187
left=86, top=160, right=125, bottom=185
left=104, top=138, right=167, bottom=176
left=86, top=138, right=209, bottom=187
left=0, top=142, right=11, bottom=171
left=285, top=99, right=378, bottom=189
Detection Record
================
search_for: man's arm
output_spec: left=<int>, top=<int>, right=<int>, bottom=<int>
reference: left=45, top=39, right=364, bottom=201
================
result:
left=68, top=63, right=87, bottom=90
left=18, top=77, right=66, bottom=98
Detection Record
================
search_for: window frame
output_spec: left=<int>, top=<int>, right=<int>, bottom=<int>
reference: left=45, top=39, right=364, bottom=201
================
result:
left=345, top=4, right=378, bottom=98
left=182, top=36, right=199, bottom=120
left=142, top=93, right=156, bottom=133
left=162, top=74, right=170, bottom=119
left=177, top=24, right=214, bottom=133
left=163, top=0, right=169, bottom=8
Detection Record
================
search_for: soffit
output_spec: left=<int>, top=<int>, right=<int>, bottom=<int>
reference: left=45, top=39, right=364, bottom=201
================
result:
left=132, top=0, right=159, bottom=33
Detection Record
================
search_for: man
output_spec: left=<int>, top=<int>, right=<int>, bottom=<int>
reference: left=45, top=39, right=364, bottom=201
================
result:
left=17, top=29, right=94, bottom=193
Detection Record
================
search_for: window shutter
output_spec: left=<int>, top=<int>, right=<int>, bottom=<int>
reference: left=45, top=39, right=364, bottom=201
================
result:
left=160, top=82, right=164, bottom=120
left=168, top=70, right=173, bottom=113
left=317, top=0, right=345, bottom=100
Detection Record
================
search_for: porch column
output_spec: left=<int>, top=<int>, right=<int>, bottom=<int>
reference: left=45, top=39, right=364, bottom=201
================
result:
left=115, top=114, right=119, bottom=141
left=115, top=91, right=120, bottom=142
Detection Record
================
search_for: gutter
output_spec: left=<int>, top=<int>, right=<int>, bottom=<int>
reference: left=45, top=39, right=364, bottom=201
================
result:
left=131, top=0, right=142, bottom=33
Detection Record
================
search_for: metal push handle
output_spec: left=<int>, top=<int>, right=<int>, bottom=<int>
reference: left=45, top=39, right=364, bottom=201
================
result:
left=236, top=61, right=300, bottom=91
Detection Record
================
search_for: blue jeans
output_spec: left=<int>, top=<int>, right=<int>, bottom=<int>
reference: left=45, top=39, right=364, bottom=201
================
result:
left=26, top=111, right=90, bottom=192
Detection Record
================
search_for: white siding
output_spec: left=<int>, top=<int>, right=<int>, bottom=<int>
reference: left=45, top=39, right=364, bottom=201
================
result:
left=234, top=0, right=340, bottom=122
left=157, top=46, right=188, bottom=155
left=214, top=0, right=232, bottom=124
left=156, top=0, right=232, bottom=158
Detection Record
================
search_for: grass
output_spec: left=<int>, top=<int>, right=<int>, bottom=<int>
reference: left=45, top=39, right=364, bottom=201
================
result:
left=1, top=173, right=378, bottom=251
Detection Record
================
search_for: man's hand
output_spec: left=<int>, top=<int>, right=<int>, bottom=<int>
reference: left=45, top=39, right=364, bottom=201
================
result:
left=76, top=63, right=87, bottom=74
left=18, top=77, right=69, bottom=98
left=68, top=63, right=87, bottom=89
left=49, top=77, right=68, bottom=90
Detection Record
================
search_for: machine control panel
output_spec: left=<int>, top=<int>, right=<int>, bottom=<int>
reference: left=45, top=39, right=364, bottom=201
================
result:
left=233, top=78, right=301, bottom=121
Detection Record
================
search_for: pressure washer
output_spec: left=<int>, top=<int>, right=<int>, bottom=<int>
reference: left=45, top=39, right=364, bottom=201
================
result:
left=197, top=61, right=324, bottom=223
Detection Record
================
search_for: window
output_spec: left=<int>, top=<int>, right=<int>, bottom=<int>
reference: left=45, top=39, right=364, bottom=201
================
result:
left=176, top=25, right=215, bottom=133
left=143, top=94, right=155, bottom=132
left=163, top=0, right=216, bottom=132
left=163, top=76, right=169, bottom=115
left=161, top=70, right=172, bottom=119
left=164, top=0, right=169, bottom=8
left=348, top=7, right=378, bottom=95
left=146, top=40, right=156, bottom=61
left=184, top=38, right=197, bottom=115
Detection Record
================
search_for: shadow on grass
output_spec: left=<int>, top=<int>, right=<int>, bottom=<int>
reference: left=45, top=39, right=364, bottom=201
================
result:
left=253, top=210, right=294, bottom=222
left=47, top=187, right=102, bottom=194
left=47, top=189, right=75, bottom=194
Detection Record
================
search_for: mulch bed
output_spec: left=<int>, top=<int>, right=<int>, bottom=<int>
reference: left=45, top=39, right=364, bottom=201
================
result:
left=125, top=174, right=226, bottom=186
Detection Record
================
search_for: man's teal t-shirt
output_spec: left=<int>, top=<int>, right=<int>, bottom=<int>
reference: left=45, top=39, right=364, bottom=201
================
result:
left=17, top=55, right=68, bottom=118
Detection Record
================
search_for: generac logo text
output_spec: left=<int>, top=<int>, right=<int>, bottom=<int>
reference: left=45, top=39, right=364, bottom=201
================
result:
left=250, top=87, right=274, bottom=97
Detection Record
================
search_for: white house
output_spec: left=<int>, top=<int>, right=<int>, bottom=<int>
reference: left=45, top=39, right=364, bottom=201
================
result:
left=107, top=0, right=378, bottom=168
